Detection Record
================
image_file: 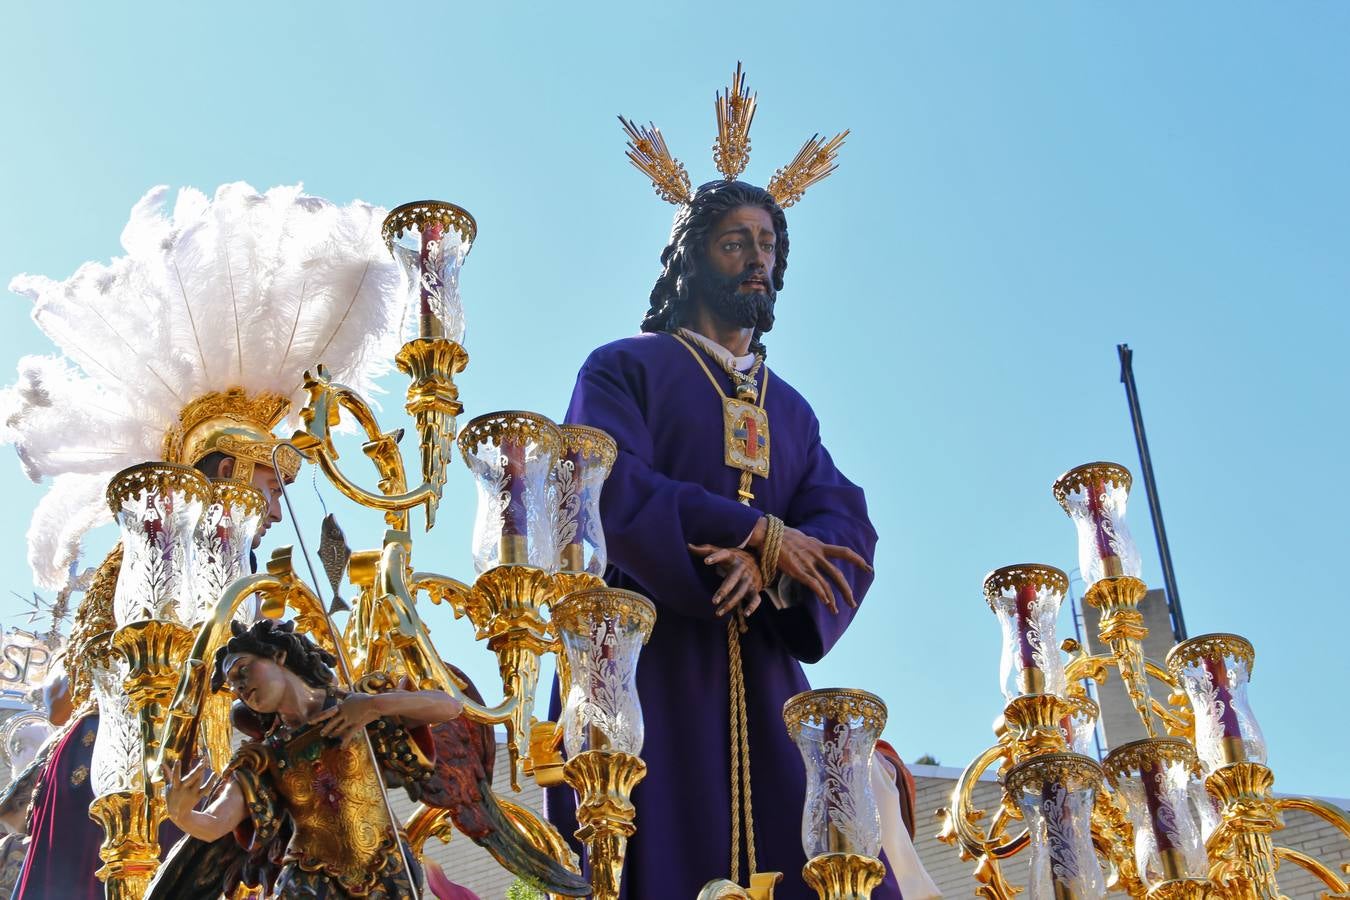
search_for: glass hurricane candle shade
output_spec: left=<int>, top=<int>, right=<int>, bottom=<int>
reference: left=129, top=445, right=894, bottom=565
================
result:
left=1058, top=696, right=1100, bottom=755
left=459, top=412, right=565, bottom=573
left=1104, top=739, right=1208, bottom=888
left=1005, top=753, right=1108, bottom=900
left=554, top=426, right=617, bottom=576
left=89, top=650, right=142, bottom=797
left=783, top=688, right=888, bottom=859
left=382, top=200, right=476, bottom=343
left=106, top=462, right=212, bottom=626
left=1052, top=462, right=1142, bottom=586
left=1166, top=634, right=1267, bottom=774
left=191, top=479, right=266, bottom=625
left=552, top=588, right=655, bottom=757
left=983, top=564, right=1070, bottom=699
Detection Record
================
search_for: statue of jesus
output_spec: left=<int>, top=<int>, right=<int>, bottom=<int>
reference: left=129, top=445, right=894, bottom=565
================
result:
left=546, top=178, right=903, bottom=899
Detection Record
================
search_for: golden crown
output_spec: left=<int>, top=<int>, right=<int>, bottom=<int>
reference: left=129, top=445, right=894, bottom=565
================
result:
left=619, top=63, right=848, bottom=209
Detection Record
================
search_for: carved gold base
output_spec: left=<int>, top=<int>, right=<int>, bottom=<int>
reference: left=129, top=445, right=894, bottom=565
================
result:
left=552, top=570, right=607, bottom=600
left=801, top=853, right=887, bottom=900
left=564, top=750, right=646, bottom=900
left=458, top=564, right=558, bottom=787
left=1205, top=764, right=1284, bottom=900
left=90, top=791, right=160, bottom=899
left=114, top=620, right=193, bottom=706
left=1002, top=693, right=1070, bottom=757
left=1146, top=879, right=1212, bottom=900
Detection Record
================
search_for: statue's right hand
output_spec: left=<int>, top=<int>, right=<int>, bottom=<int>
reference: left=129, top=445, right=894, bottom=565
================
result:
left=161, top=760, right=218, bottom=822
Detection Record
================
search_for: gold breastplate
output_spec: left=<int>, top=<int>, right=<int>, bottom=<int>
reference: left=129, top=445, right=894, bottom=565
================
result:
left=272, top=726, right=399, bottom=893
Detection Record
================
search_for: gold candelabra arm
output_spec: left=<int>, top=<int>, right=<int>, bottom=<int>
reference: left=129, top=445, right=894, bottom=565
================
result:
left=1090, top=781, right=1147, bottom=896
left=1062, top=642, right=1193, bottom=739
left=1272, top=847, right=1350, bottom=898
left=374, top=538, right=522, bottom=728
left=936, top=742, right=1029, bottom=860
left=1271, top=796, right=1350, bottom=896
left=1081, top=575, right=1157, bottom=737
left=292, top=365, right=439, bottom=530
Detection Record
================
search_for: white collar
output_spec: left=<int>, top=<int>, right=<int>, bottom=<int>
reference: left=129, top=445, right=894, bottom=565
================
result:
left=677, top=328, right=758, bottom=373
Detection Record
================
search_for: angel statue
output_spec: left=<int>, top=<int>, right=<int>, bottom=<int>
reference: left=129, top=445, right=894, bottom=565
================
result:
left=148, top=619, right=590, bottom=899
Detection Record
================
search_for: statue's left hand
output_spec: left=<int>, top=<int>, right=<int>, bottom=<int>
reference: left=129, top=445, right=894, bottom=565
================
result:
left=312, top=694, right=383, bottom=743
left=689, top=544, right=764, bottom=618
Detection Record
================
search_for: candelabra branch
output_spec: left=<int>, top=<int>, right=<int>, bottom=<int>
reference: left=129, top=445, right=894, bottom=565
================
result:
left=936, top=742, right=1028, bottom=862
left=1091, top=786, right=1146, bottom=896
left=563, top=750, right=646, bottom=900
left=374, top=538, right=523, bottom=730
left=1272, top=847, right=1349, bottom=897
left=1063, top=645, right=1193, bottom=738
left=292, top=364, right=446, bottom=532
left=1082, top=575, right=1157, bottom=737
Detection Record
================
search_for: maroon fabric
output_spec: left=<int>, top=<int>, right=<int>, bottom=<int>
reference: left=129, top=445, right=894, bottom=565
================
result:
left=12, top=713, right=102, bottom=900
left=875, top=740, right=917, bottom=838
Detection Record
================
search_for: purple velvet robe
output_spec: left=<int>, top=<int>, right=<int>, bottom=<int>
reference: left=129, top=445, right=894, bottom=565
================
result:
left=546, top=333, right=900, bottom=900
left=12, top=713, right=102, bottom=900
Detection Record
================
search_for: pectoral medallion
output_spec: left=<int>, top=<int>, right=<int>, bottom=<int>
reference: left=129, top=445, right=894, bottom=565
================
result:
left=724, top=397, right=770, bottom=478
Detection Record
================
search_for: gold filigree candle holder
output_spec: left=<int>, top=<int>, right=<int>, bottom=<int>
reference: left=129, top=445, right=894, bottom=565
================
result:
left=1002, top=693, right=1073, bottom=758
left=89, top=790, right=159, bottom=900
left=784, top=689, right=887, bottom=898
left=1203, top=763, right=1283, bottom=900
left=450, top=564, right=558, bottom=788
left=562, top=749, right=647, bottom=900
left=801, top=853, right=888, bottom=900
left=394, top=337, right=469, bottom=529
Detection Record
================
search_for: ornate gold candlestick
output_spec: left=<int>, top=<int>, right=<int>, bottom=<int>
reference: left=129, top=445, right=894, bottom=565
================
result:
left=1204, top=764, right=1283, bottom=900
left=801, top=853, right=888, bottom=900
left=563, top=750, right=647, bottom=900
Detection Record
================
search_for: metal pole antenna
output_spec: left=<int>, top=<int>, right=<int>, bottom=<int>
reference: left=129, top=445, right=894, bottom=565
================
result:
left=1117, top=344, right=1186, bottom=642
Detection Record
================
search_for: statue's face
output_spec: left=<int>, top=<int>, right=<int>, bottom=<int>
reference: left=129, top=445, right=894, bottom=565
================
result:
left=705, top=205, right=777, bottom=290
left=222, top=651, right=292, bottom=714
left=694, top=204, right=778, bottom=331
left=249, top=464, right=285, bottom=547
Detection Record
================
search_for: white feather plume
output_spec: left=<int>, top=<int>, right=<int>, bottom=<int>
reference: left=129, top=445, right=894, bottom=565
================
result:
left=4, top=183, right=408, bottom=588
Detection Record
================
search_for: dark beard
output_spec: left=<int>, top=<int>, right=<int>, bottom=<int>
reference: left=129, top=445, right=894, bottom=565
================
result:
left=692, top=265, right=776, bottom=333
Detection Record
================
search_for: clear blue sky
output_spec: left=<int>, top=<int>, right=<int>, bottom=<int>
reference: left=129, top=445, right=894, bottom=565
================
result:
left=2, top=2, right=1346, bottom=801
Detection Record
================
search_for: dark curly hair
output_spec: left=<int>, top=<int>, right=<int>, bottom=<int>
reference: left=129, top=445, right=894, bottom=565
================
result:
left=641, top=180, right=789, bottom=357
left=210, top=618, right=338, bottom=694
